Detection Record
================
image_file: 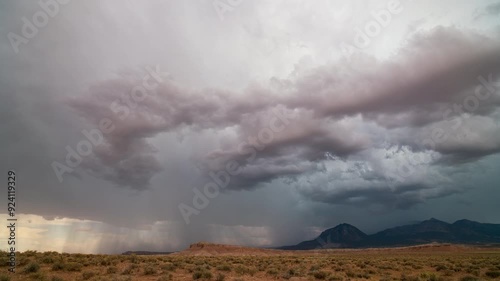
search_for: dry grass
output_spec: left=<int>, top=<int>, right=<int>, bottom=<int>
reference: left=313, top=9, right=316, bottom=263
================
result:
left=1, top=246, right=500, bottom=281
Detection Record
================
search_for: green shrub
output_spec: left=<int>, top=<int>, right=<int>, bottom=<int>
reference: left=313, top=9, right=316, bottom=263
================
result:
left=267, top=268, right=279, bottom=276
left=23, top=262, right=40, bottom=273
left=313, top=271, right=329, bottom=280
left=310, top=265, right=321, bottom=271
left=144, top=265, right=157, bottom=275
left=122, top=264, right=138, bottom=275
left=460, top=276, right=480, bottom=281
left=64, top=262, right=82, bottom=272
left=217, top=264, right=231, bottom=272
left=107, top=266, right=118, bottom=274
left=485, top=271, right=500, bottom=278
left=82, top=271, right=96, bottom=280
left=24, top=250, right=38, bottom=257
left=128, top=254, right=138, bottom=264
left=17, top=257, right=31, bottom=266
left=100, top=258, right=111, bottom=266
left=0, top=274, right=11, bottom=281
left=51, top=263, right=64, bottom=271
left=192, top=271, right=203, bottom=280
left=202, top=271, right=213, bottom=279
left=426, top=273, right=444, bottom=281
left=161, top=262, right=176, bottom=272
left=41, top=256, right=55, bottom=264
left=435, top=264, right=447, bottom=271
left=122, top=267, right=132, bottom=275
left=192, top=270, right=213, bottom=280
left=234, top=265, right=255, bottom=276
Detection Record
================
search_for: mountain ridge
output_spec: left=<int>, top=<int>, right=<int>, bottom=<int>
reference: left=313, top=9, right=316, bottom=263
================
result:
left=279, top=218, right=500, bottom=250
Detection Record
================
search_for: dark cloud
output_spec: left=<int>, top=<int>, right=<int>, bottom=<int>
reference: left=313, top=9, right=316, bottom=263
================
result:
left=290, top=27, right=500, bottom=120
left=68, top=27, right=500, bottom=207
left=299, top=183, right=456, bottom=210
left=486, top=2, right=500, bottom=14
left=475, top=2, right=500, bottom=19
left=2, top=0, right=500, bottom=254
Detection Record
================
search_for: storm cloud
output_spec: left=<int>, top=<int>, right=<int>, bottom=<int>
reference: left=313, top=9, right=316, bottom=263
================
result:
left=66, top=26, right=500, bottom=209
left=1, top=0, right=500, bottom=253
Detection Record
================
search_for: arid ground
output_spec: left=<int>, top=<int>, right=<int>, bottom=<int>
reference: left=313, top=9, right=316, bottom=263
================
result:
left=2, top=243, right=500, bottom=281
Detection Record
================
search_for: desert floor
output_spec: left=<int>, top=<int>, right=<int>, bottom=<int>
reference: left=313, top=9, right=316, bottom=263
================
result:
left=2, top=244, right=500, bottom=281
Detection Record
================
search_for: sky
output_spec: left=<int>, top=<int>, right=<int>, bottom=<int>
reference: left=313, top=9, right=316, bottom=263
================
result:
left=1, top=0, right=500, bottom=254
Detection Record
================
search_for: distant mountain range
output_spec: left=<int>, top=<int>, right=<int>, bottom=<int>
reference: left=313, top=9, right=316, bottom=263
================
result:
left=279, top=218, right=500, bottom=250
